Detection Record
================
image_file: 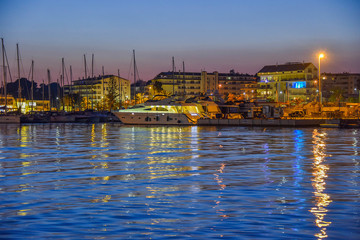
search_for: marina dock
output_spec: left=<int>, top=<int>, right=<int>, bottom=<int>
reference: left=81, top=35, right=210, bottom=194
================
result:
left=197, top=118, right=352, bottom=127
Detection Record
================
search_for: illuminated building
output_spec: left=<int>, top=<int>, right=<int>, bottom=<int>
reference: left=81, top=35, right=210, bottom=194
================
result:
left=24, top=100, right=50, bottom=112
left=0, top=95, right=50, bottom=113
left=63, top=75, right=131, bottom=108
left=0, top=95, right=18, bottom=112
left=257, top=62, right=318, bottom=103
left=149, top=70, right=256, bottom=98
left=321, top=73, right=360, bottom=102
left=218, top=70, right=257, bottom=100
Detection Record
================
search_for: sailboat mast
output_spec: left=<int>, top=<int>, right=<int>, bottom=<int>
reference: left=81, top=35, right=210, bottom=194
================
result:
left=70, top=65, right=73, bottom=111
left=1, top=38, right=7, bottom=113
left=42, top=79, right=45, bottom=111
left=133, top=49, right=136, bottom=104
left=102, top=66, right=104, bottom=111
left=16, top=43, right=21, bottom=100
left=118, top=69, right=121, bottom=109
left=91, top=53, right=94, bottom=109
left=47, top=69, right=51, bottom=111
left=84, top=54, right=87, bottom=79
left=183, top=61, right=185, bottom=96
left=91, top=54, right=94, bottom=78
left=57, top=77, right=60, bottom=111
left=83, top=54, right=88, bottom=109
left=70, top=65, right=73, bottom=84
left=172, top=56, right=175, bottom=95
left=61, top=58, right=65, bottom=111
left=31, top=60, right=34, bottom=111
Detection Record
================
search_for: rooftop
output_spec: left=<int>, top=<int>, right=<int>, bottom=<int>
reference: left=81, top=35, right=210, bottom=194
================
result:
left=73, top=75, right=128, bottom=83
left=154, top=71, right=254, bottom=79
left=258, top=62, right=314, bottom=73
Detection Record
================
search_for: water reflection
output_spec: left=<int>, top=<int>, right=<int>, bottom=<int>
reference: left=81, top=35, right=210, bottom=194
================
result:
left=311, top=129, right=332, bottom=239
left=213, top=163, right=228, bottom=220
left=146, top=126, right=199, bottom=180
left=140, top=126, right=201, bottom=236
left=292, top=130, right=304, bottom=187
left=352, top=130, right=359, bottom=175
left=1, top=124, right=359, bottom=239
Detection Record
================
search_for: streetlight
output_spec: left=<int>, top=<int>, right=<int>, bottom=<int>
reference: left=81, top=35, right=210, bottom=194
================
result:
left=318, top=53, right=325, bottom=105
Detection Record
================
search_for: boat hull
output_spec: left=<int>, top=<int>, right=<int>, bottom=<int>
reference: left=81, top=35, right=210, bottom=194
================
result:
left=113, top=112, right=195, bottom=125
left=0, top=115, right=21, bottom=123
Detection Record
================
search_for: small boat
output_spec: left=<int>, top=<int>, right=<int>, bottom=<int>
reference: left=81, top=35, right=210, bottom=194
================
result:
left=21, top=112, right=50, bottom=123
left=50, top=111, right=76, bottom=123
left=0, top=113, right=21, bottom=123
left=320, top=119, right=360, bottom=128
left=320, top=123, right=340, bottom=128
left=0, top=39, right=21, bottom=124
left=320, top=119, right=341, bottom=128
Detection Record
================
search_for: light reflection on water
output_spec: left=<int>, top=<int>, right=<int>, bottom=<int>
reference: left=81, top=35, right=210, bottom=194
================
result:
left=0, top=124, right=359, bottom=239
left=311, top=129, right=332, bottom=239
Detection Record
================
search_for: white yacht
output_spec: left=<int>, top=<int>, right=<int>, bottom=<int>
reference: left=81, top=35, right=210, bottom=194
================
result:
left=113, top=97, right=206, bottom=125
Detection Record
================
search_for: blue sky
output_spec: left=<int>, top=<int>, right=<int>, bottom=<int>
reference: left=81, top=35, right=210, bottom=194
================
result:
left=1, top=0, right=359, bottom=83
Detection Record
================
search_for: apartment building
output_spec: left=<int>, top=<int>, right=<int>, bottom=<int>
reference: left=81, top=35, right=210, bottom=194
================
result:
left=257, top=62, right=318, bottom=102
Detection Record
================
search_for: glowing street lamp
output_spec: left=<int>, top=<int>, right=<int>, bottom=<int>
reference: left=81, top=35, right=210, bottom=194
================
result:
left=318, top=53, right=325, bottom=105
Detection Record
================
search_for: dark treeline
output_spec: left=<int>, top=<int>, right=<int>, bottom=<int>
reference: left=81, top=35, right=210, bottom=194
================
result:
left=1, top=78, right=61, bottom=102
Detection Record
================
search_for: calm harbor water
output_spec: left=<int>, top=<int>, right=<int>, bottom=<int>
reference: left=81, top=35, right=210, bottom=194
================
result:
left=0, top=123, right=359, bottom=239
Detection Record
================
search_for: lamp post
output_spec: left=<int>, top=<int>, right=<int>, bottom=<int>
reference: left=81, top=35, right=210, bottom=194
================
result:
left=318, top=53, right=324, bottom=105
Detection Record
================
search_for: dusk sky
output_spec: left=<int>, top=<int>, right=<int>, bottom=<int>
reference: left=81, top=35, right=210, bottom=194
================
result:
left=1, top=0, right=360, bottom=84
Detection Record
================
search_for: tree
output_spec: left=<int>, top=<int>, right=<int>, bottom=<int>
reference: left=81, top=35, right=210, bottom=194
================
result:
left=329, top=88, right=344, bottom=104
left=153, top=80, right=163, bottom=95
left=81, top=97, right=91, bottom=110
left=104, top=76, right=119, bottom=111
left=63, top=93, right=82, bottom=111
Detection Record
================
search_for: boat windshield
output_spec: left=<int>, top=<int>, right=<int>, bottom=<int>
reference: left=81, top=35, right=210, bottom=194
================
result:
left=182, top=105, right=201, bottom=114
left=150, top=105, right=178, bottom=113
left=207, top=105, right=221, bottom=113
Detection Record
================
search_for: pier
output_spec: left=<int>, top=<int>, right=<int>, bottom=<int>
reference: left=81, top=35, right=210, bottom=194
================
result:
left=197, top=118, right=349, bottom=127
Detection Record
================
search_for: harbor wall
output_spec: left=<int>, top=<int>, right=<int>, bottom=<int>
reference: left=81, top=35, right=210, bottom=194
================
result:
left=197, top=118, right=327, bottom=127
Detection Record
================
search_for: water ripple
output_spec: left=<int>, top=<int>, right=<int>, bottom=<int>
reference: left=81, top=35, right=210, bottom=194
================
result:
left=0, top=124, right=359, bottom=239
